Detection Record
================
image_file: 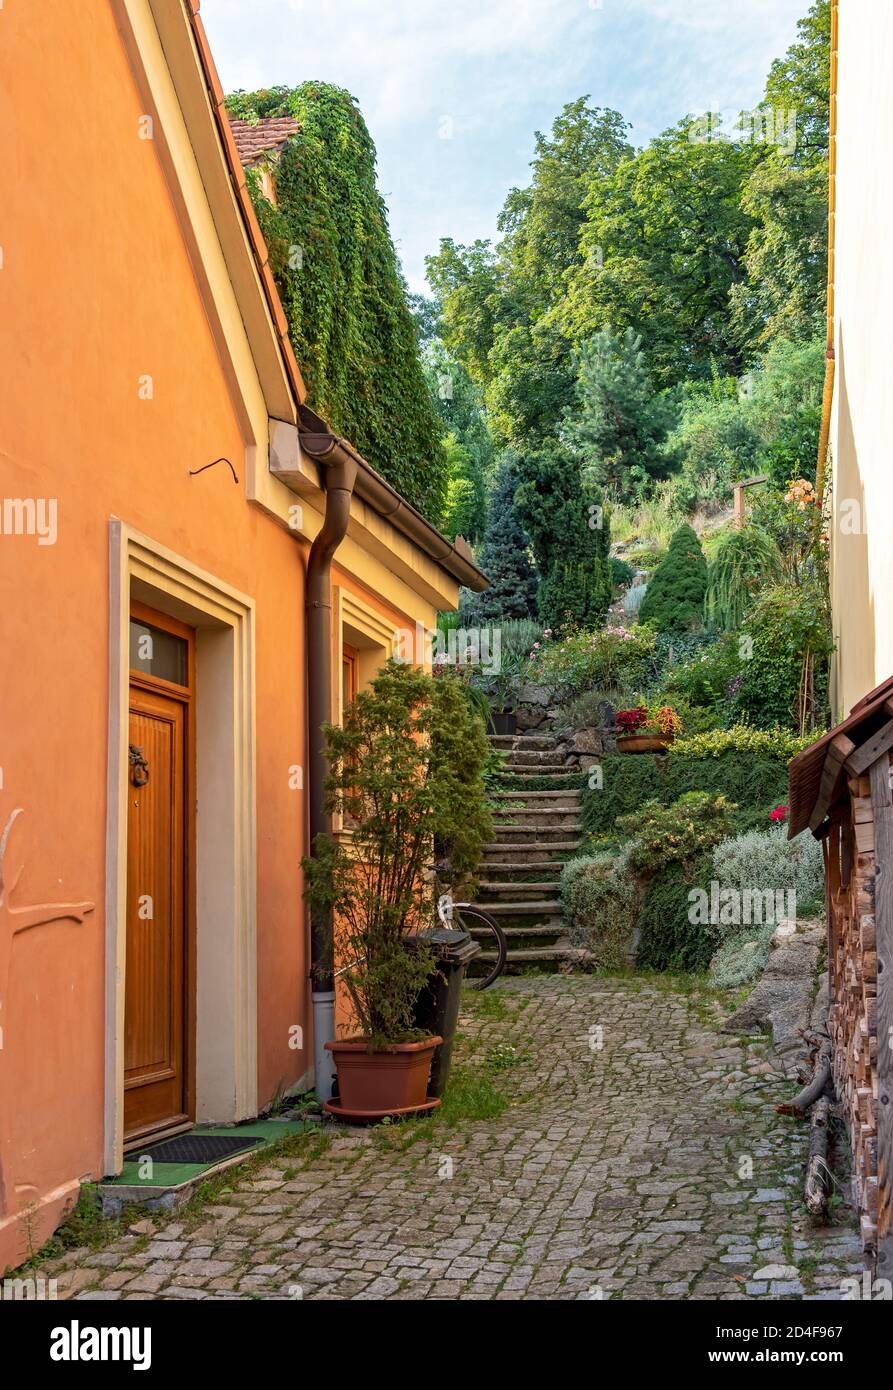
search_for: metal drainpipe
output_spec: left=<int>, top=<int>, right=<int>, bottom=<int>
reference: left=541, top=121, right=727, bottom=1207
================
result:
left=306, top=452, right=357, bottom=1100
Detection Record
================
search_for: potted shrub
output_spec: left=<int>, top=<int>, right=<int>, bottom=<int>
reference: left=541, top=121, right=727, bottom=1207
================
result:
left=615, top=704, right=682, bottom=753
left=303, top=660, right=492, bottom=1119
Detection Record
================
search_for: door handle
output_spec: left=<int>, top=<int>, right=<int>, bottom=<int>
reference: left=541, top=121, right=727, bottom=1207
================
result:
left=129, top=744, right=150, bottom=786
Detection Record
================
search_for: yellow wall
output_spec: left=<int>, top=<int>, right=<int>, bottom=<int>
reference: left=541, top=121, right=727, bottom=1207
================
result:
left=830, top=0, right=893, bottom=715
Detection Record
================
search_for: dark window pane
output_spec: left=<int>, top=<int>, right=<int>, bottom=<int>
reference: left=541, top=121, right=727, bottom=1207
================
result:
left=129, top=619, right=188, bottom=686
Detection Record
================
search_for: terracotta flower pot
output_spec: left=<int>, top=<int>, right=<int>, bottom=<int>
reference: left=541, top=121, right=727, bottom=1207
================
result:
left=615, top=733, right=672, bottom=754
left=324, top=1035, right=443, bottom=1121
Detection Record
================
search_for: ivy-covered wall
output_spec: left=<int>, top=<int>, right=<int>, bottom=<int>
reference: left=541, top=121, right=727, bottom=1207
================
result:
left=228, top=84, right=448, bottom=521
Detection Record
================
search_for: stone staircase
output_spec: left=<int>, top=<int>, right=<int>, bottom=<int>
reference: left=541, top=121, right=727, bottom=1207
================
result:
left=468, top=731, right=588, bottom=974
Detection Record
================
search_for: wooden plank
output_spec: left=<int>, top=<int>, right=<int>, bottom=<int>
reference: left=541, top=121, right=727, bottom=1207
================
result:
left=847, top=719, right=893, bottom=777
left=869, top=752, right=893, bottom=1282
left=810, top=734, right=857, bottom=833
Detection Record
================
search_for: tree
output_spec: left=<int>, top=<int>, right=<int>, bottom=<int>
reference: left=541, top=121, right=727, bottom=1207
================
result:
left=424, top=343, right=494, bottom=538
left=565, top=327, right=679, bottom=501
left=228, top=83, right=447, bottom=520
left=638, top=523, right=708, bottom=633
left=464, top=455, right=538, bottom=623
left=763, top=0, right=831, bottom=169
left=732, top=2, right=830, bottom=351
left=514, top=440, right=612, bottom=631
left=440, top=433, right=486, bottom=543
left=560, top=120, right=761, bottom=388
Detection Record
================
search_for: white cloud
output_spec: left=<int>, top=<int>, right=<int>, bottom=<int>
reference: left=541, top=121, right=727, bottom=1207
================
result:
left=199, top=0, right=810, bottom=291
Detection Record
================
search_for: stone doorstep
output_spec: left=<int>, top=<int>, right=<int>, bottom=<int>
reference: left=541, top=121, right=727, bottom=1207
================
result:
left=97, top=1122, right=316, bottom=1218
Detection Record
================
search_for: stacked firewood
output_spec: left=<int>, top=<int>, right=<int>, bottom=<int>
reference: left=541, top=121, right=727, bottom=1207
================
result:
left=828, top=787, right=878, bottom=1259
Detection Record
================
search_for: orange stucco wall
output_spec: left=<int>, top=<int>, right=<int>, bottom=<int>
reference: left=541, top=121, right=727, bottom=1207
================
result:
left=0, top=0, right=429, bottom=1272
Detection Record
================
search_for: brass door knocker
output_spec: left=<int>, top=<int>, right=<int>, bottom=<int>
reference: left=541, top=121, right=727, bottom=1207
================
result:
left=129, top=744, right=149, bottom=786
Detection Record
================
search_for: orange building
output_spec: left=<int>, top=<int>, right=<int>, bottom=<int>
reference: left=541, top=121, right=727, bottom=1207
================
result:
left=0, top=0, right=485, bottom=1271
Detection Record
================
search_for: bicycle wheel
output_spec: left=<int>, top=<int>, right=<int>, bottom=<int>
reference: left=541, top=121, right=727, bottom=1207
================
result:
left=454, top=904, right=508, bottom=990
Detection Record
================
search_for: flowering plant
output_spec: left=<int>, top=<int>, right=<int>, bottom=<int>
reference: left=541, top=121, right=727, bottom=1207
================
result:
left=769, top=804, right=789, bottom=824
left=616, top=706, right=648, bottom=733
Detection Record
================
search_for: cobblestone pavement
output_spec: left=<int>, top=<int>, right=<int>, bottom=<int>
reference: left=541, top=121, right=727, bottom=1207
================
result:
left=47, top=976, right=862, bottom=1301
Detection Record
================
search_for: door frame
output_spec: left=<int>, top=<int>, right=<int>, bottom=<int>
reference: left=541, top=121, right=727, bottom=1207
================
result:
left=105, top=522, right=257, bottom=1176
left=126, top=601, right=197, bottom=1142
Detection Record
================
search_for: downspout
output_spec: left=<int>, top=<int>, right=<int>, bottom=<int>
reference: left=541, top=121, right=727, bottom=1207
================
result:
left=305, top=445, right=357, bottom=1100
left=815, top=0, right=839, bottom=509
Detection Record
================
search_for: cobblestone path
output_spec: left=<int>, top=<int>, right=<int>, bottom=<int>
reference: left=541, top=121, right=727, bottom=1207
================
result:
left=47, top=977, right=862, bottom=1301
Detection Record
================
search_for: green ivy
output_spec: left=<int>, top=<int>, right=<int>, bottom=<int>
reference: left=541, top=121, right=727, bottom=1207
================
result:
left=228, top=84, right=447, bottom=520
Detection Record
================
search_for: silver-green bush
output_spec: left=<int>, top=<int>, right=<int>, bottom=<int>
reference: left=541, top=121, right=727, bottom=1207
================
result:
left=560, top=850, right=638, bottom=969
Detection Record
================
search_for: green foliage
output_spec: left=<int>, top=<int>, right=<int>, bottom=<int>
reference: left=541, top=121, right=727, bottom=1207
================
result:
left=637, top=858, right=715, bottom=973
left=560, top=851, right=637, bottom=968
left=664, top=372, right=763, bottom=510
left=733, top=583, right=832, bottom=732
left=463, top=460, right=539, bottom=622
left=532, top=623, right=656, bottom=697
left=229, top=83, right=446, bottom=519
left=611, top=556, right=636, bottom=589
left=424, top=343, right=495, bottom=538
left=616, top=791, right=736, bottom=876
left=670, top=724, right=817, bottom=760
left=748, top=338, right=825, bottom=487
left=705, top=525, right=782, bottom=630
left=710, top=825, right=825, bottom=937
left=560, top=120, right=761, bottom=387
left=580, top=751, right=792, bottom=840
left=514, top=439, right=612, bottom=631
left=708, top=925, right=775, bottom=989
left=440, top=433, right=486, bottom=543
left=468, top=618, right=542, bottom=713
left=763, top=1, right=832, bottom=167
left=566, top=328, right=679, bottom=501
left=638, top=524, right=707, bottom=634
left=301, top=661, right=491, bottom=1045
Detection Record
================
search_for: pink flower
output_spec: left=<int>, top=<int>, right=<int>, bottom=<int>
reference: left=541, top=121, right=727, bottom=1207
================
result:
left=543, top=629, right=553, bottom=637
left=533, top=642, right=540, bottom=649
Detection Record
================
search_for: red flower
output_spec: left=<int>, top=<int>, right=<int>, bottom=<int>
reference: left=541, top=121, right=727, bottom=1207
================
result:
left=616, top=707, right=648, bottom=733
left=770, top=804, right=789, bottom=823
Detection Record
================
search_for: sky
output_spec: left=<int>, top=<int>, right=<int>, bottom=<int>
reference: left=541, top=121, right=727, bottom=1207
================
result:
left=200, top=0, right=810, bottom=293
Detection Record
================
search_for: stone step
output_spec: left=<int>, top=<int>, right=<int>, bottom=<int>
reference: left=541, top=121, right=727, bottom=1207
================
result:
left=500, top=750, right=566, bottom=766
left=497, top=765, right=571, bottom=777
left=470, top=946, right=588, bottom=975
left=488, top=734, right=558, bottom=751
left=491, top=826, right=580, bottom=843
left=481, top=839, right=581, bottom=854
left=478, top=860, right=571, bottom=877
left=466, top=922, right=566, bottom=951
left=474, top=898, right=562, bottom=915
left=476, top=880, right=562, bottom=896
left=491, top=789, right=580, bottom=801
left=493, top=812, right=580, bottom=830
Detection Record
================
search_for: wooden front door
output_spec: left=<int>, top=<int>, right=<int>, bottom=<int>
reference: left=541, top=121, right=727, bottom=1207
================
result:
left=124, top=605, right=194, bottom=1142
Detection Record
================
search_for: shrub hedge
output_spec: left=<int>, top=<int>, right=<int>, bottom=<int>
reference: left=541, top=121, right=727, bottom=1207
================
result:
left=582, top=751, right=790, bottom=839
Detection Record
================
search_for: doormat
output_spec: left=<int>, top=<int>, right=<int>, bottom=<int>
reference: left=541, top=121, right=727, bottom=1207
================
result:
left=130, top=1133, right=263, bottom=1165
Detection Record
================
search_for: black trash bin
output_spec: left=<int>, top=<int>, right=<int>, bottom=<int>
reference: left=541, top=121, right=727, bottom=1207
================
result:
left=410, top=927, right=481, bottom=1097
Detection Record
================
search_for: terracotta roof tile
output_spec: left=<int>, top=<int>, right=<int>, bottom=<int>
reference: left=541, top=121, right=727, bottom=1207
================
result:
left=228, top=117, right=302, bottom=166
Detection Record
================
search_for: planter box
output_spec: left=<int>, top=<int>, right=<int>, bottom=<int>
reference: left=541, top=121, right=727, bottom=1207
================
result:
left=615, top=733, right=672, bottom=754
left=324, top=1036, right=442, bottom=1121
left=488, top=710, right=517, bottom=735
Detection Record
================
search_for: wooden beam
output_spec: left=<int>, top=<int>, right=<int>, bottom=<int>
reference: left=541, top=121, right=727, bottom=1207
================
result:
left=846, top=708, right=893, bottom=777
left=869, top=752, right=893, bottom=1283
left=809, top=733, right=857, bottom=833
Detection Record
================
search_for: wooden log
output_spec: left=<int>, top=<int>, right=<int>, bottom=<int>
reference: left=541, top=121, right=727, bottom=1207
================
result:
left=869, top=751, right=893, bottom=1282
left=847, top=718, right=893, bottom=777
left=805, top=1097, right=832, bottom=1216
